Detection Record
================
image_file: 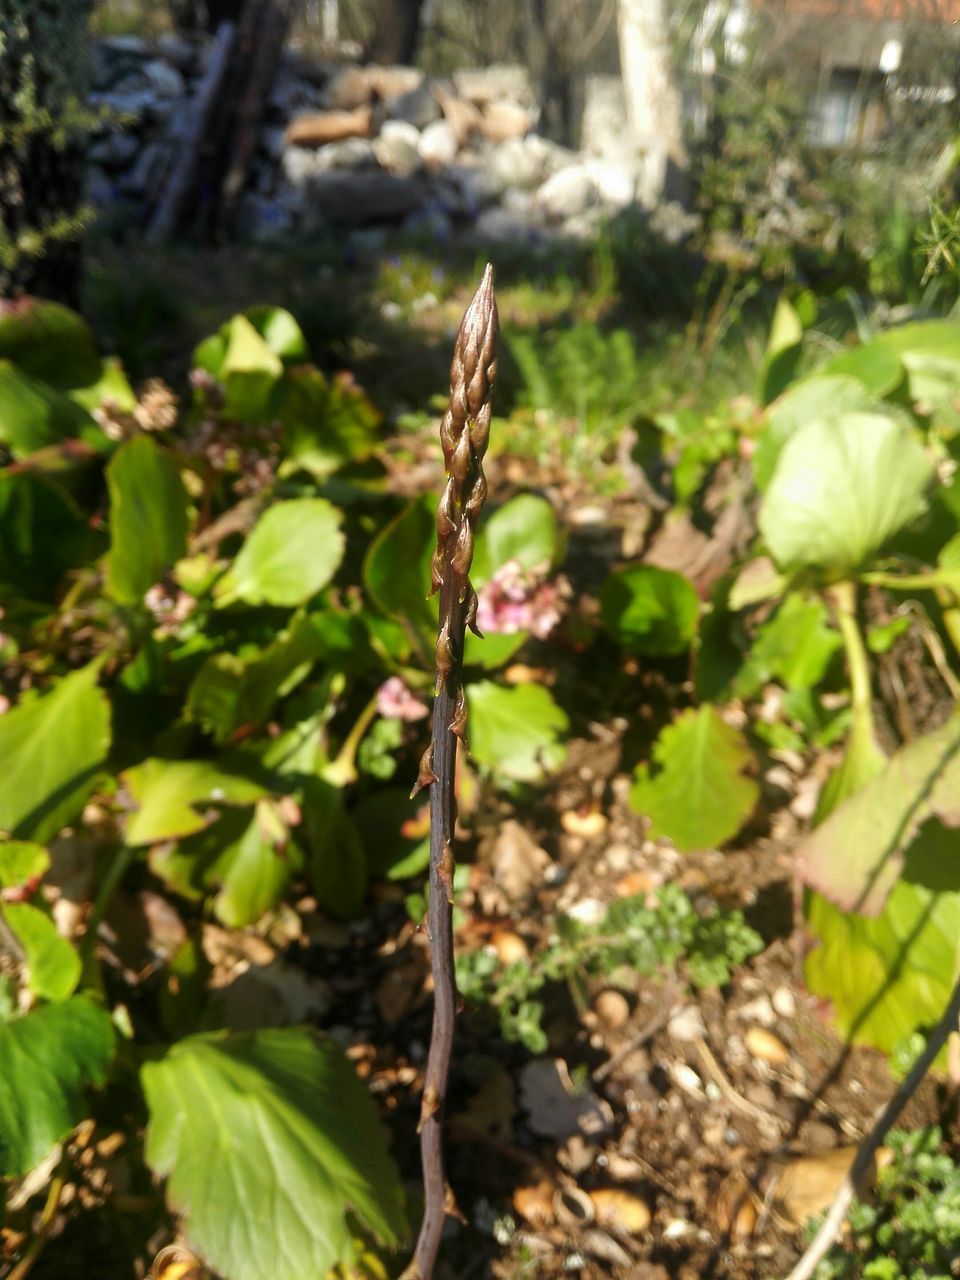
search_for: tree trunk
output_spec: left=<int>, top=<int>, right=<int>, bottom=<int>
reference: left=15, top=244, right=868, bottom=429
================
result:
left=0, top=0, right=94, bottom=305
left=617, top=0, right=688, bottom=206
left=365, top=0, right=425, bottom=65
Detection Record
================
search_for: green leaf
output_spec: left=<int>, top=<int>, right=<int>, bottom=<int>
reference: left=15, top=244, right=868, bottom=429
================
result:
left=797, top=715, right=960, bottom=915
left=0, top=842, right=49, bottom=889
left=2, top=903, right=80, bottom=1001
left=142, top=1028, right=406, bottom=1280
left=0, top=299, right=102, bottom=389
left=805, top=832, right=960, bottom=1054
left=818, top=341, right=905, bottom=398
left=106, top=435, right=190, bottom=605
left=759, top=295, right=804, bottom=405
left=600, top=564, right=699, bottom=655
left=220, top=313, right=285, bottom=420
left=123, top=758, right=267, bottom=845
left=151, top=801, right=302, bottom=928
left=0, top=663, right=111, bottom=842
left=0, top=996, right=115, bottom=1177
left=302, top=779, right=367, bottom=918
left=0, top=472, right=104, bottom=600
left=243, top=306, right=310, bottom=364
left=759, top=413, right=933, bottom=574
left=352, top=788, right=430, bottom=881
left=186, top=612, right=327, bottom=744
left=630, top=706, right=759, bottom=852
left=471, top=494, right=559, bottom=587
left=277, top=367, right=381, bottom=481
left=363, top=496, right=436, bottom=648
left=0, top=360, right=99, bottom=457
left=754, top=375, right=874, bottom=491
left=467, top=681, right=568, bottom=781
left=215, top=499, right=344, bottom=608
left=874, top=320, right=960, bottom=413
left=733, top=593, right=841, bottom=698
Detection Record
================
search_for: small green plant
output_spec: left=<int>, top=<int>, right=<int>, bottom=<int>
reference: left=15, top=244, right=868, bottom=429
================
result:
left=809, top=1128, right=960, bottom=1280
left=456, top=884, right=763, bottom=1054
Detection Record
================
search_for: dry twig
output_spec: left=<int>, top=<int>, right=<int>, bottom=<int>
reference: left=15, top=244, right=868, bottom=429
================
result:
left=784, top=972, right=960, bottom=1280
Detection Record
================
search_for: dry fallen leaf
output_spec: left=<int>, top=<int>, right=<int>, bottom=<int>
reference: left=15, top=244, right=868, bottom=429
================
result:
left=519, top=1058, right=614, bottom=1141
left=589, top=1187, right=652, bottom=1235
left=745, top=1026, right=790, bottom=1067
left=513, top=1174, right=558, bottom=1226
left=715, top=1171, right=759, bottom=1240
left=490, top=929, right=529, bottom=964
left=561, top=807, right=609, bottom=837
left=765, top=1147, right=876, bottom=1230
left=490, top=820, right=551, bottom=906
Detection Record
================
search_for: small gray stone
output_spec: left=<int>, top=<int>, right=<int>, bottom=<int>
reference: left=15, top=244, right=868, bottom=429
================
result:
left=313, top=137, right=376, bottom=170
left=537, top=163, right=598, bottom=220
left=454, top=64, right=535, bottom=108
left=282, top=145, right=321, bottom=188
left=303, top=169, right=427, bottom=228
left=373, top=120, right=421, bottom=176
left=418, top=119, right=457, bottom=168
left=156, top=33, right=198, bottom=72
left=387, top=82, right=440, bottom=130
left=448, top=161, right=504, bottom=212
left=100, top=34, right=151, bottom=57
left=489, top=137, right=546, bottom=191
left=88, top=131, right=140, bottom=168
left=590, top=160, right=637, bottom=211
left=89, top=89, right=155, bottom=121
left=143, top=59, right=185, bottom=99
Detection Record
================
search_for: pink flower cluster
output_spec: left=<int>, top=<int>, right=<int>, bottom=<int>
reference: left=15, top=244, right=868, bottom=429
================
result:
left=475, top=559, right=567, bottom=639
left=376, top=676, right=429, bottom=721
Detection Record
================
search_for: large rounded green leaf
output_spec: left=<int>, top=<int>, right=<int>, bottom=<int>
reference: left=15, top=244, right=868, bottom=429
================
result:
left=122, top=758, right=266, bottom=845
left=600, top=564, right=699, bottom=655
left=630, top=706, right=759, bottom=852
left=2, top=903, right=80, bottom=1002
left=215, top=499, right=345, bottom=608
left=759, top=412, right=933, bottom=573
left=0, top=299, right=102, bottom=390
left=106, top=435, right=189, bottom=605
left=467, top=680, right=568, bottom=781
left=806, top=844, right=960, bottom=1054
left=471, top=494, right=559, bottom=587
left=0, top=662, right=111, bottom=843
left=151, top=801, right=302, bottom=928
left=142, top=1028, right=407, bottom=1280
left=753, top=375, right=874, bottom=491
left=0, top=996, right=115, bottom=1177
left=363, top=496, right=436, bottom=646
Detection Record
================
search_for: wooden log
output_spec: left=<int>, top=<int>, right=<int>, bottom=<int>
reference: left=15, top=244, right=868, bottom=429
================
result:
left=145, top=20, right=237, bottom=244
left=216, top=0, right=296, bottom=234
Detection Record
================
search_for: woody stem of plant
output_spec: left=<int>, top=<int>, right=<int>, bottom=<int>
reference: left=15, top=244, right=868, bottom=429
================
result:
left=404, top=265, right=499, bottom=1280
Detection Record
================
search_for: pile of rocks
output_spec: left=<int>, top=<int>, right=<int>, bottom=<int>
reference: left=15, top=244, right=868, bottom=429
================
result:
left=87, top=34, right=693, bottom=245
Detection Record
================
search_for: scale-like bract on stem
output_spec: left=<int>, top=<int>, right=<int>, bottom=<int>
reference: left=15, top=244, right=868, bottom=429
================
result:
left=404, top=265, right=499, bottom=1280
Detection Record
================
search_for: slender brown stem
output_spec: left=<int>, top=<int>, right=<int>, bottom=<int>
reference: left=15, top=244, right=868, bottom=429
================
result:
left=8, top=1149, right=69, bottom=1280
left=403, top=266, right=499, bottom=1280
left=784, top=970, right=960, bottom=1280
